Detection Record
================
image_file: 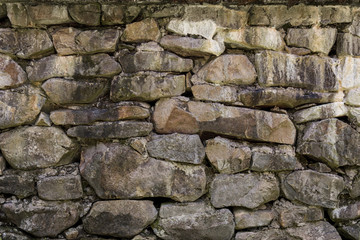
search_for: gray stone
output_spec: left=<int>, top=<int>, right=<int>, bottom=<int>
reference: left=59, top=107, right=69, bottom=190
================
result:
left=0, top=226, right=32, bottom=240
left=27, top=54, right=122, bottom=82
left=147, top=133, right=205, bottom=164
left=68, top=3, right=101, bottom=26
left=234, top=208, right=274, bottom=230
left=52, top=28, right=120, bottom=55
left=0, top=170, right=36, bottom=198
left=67, top=121, right=153, bottom=139
left=122, top=18, right=160, bottom=43
left=347, top=12, right=360, bottom=38
left=35, top=112, right=52, bottom=127
left=0, top=126, right=79, bottom=170
left=80, top=142, right=206, bottom=202
left=286, top=221, right=342, bottom=240
left=210, top=172, right=280, bottom=208
left=282, top=170, right=345, bottom=208
left=345, top=87, right=360, bottom=106
left=235, top=229, right=290, bottom=240
left=2, top=198, right=82, bottom=237
left=192, top=84, right=237, bottom=103
left=329, top=201, right=360, bottom=221
left=351, top=175, right=360, bottom=198
left=110, top=72, right=185, bottom=102
left=320, top=6, right=352, bottom=24
left=338, top=222, right=360, bottom=240
left=101, top=5, right=141, bottom=25
left=0, top=54, right=27, bottom=89
left=308, top=162, right=332, bottom=173
left=348, top=107, right=360, bottom=127
left=42, top=78, right=108, bottom=104
left=337, top=33, right=360, bottom=56
left=152, top=201, right=234, bottom=240
left=0, top=155, right=5, bottom=175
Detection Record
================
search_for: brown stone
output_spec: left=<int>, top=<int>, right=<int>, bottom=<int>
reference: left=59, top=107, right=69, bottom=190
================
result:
left=122, top=18, right=160, bottom=43
left=68, top=3, right=101, bottom=26
left=234, top=208, right=274, bottom=230
left=101, top=5, right=141, bottom=25
left=191, top=84, right=237, bottom=103
left=0, top=54, right=27, bottom=89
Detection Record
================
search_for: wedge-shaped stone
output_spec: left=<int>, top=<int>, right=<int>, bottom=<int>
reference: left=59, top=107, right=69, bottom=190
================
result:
left=0, top=54, right=27, bottom=89
left=0, top=170, right=36, bottom=198
left=67, top=121, right=153, bottom=139
left=286, top=27, right=337, bottom=55
left=192, top=84, right=237, bottom=103
left=297, top=119, right=360, bottom=168
left=80, top=143, right=206, bottom=201
left=83, top=200, right=157, bottom=238
left=348, top=107, right=360, bottom=127
left=52, top=28, right=120, bottom=55
left=0, top=126, right=79, bottom=170
left=110, top=72, right=185, bottom=102
left=191, top=54, right=256, bottom=86
left=101, top=5, right=141, bottom=25
left=340, top=56, right=360, bottom=90
left=160, top=35, right=225, bottom=57
left=0, top=85, right=46, bottom=129
left=205, top=137, right=251, bottom=174
left=256, top=51, right=339, bottom=92
left=210, top=172, right=280, bottom=208
left=119, top=51, right=193, bottom=73
left=216, top=27, right=285, bottom=51
left=282, top=170, right=344, bottom=208
left=27, top=54, right=122, bottom=82
left=122, top=18, right=160, bottom=43
left=2, top=198, right=82, bottom=237
left=345, top=88, right=360, bottom=106
left=68, top=3, right=101, bottom=26
left=234, top=208, right=274, bottom=230
left=147, top=133, right=205, bottom=164
left=329, top=201, right=360, bottom=221
left=152, top=202, right=234, bottom=240
left=337, top=33, right=360, bottom=56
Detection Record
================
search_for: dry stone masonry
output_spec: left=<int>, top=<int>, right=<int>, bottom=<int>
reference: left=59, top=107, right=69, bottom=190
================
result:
left=1, top=1, right=360, bottom=239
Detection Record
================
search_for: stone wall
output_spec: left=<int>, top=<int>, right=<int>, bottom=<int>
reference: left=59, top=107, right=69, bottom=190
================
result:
left=0, top=1, right=360, bottom=239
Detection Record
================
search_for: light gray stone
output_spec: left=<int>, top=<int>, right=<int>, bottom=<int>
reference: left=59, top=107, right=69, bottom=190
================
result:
left=329, top=201, right=360, bottom=221
left=339, top=56, right=360, bottom=90
left=0, top=54, right=27, bottom=89
left=345, top=87, right=360, bottom=106
left=234, top=208, right=274, bottom=230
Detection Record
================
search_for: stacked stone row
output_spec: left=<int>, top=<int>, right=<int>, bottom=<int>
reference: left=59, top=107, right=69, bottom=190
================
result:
left=1, top=2, right=360, bottom=240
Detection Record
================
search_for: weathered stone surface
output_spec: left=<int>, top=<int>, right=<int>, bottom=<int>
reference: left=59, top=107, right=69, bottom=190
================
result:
left=255, top=51, right=339, bottom=92
left=147, top=133, right=205, bottom=164
left=35, top=112, right=52, bottom=126
left=101, top=5, right=141, bottom=25
left=0, top=85, right=46, bottom=129
left=349, top=108, right=360, bottom=127
left=0, top=126, right=79, bottom=170
left=191, top=54, right=256, bottom=86
left=52, top=28, right=120, bottom=55
left=329, top=201, right=360, bottom=221
left=210, top=172, right=280, bottom=208
left=160, top=35, right=225, bottom=57
left=0, top=54, right=27, bottom=89
left=83, top=200, right=157, bottom=238
left=136, top=41, right=164, bottom=52
left=152, top=201, right=234, bottom=240
left=192, top=84, right=237, bottom=103
left=286, top=27, right=337, bottom=55
left=0, top=155, right=5, bottom=175
left=0, top=170, right=36, bottom=198
left=80, top=142, right=206, bottom=201
left=68, top=3, right=101, bottom=26
left=297, top=119, right=360, bottom=168
left=0, top=226, right=32, bottom=240
left=119, top=51, right=193, bottom=73
left=37, top=175, right=83, bottom=201
left=27, top=54, right=122, bottom=82
left=345, top=88, right=360, bottom=106
left=337, top=33, right=360, bottom=56
left=240, top=88, right=344, bottom=108
left=282, top=170, right=345, bottom=208
left=216, top=27, right=285, bottom=51
left=235, top=229, right=290, bottom=240
left=251, top=145, right=302, bottom=172
left=320, top=6, right=352, bottom=24
left=205, top=137, right=251, bottom=174
left=338, top=222, right=360, bottom=240
left=2, top=198, right=82, bottom=237
left=111, top=72, right=185, bottom=102
left=308, top=162, right=332, bottom=173
left=42, top=78, right=108, bottom=105
left=234, top=208, right=274, bottom=230
left=340, top=56, right=360, bottom=90
left=122, top=18, right=160, bottom=43
left=293, top=102, right=348, bottom=124
left=351, top=175, right=360, bottom=198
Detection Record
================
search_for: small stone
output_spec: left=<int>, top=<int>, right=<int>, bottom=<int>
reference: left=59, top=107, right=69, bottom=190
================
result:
left=136, top=41, right=164, bottom=52
left=35, top=112, right=51, bottom=126
left=101, top=5, right=141, bottom=25
left=210, top=172, right=280, bottom=208
left=281, top=170, right=345, bottom=208
left=160, top=35, right=225, bottom=57
left=0, top=170, right=36, bottom=198
left=286, top=221, right=342, bottom=240
left=0, top=155, right=5, bottom=175
left=64, top=228, right=79, bottom=240
left=152, top=201, right=234, bottom=240
left=345, top=88, right=360, bottom=106
left=42, top=78, right=108, bottom=105
left=351, top=175, right=360, bottom=198
left=122, top=18, right=160, bottom=43
left=329, top=201, right=360, bottom=221
left=192, top=84, right=237, bottom=103
left=337, top=33, right=360, bottom=57
left=308, top=162, right=332, bottom=173
left=68, top=3, right=101, bottom=26
left=340, top=56, right=360, bottom=90
left=0, top=54, right=27, bottom=89
left=286, top=46, right=312, bottom=56
left=320, top=6, right=352, bottom=24
left=348, top=13, right=360, bottom=38
left=205, top=137, right=251, bottom=174
left=234, top=208, right=274, bottom=230
left=0, top=126, right=79, bottom=170
left=147, top=133, right=205, bottom=164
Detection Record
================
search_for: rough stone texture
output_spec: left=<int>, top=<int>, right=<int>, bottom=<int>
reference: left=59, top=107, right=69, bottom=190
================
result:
left=297, top=119, right=360, bottom=168
left=338, top=222, right=360, bottom=240
left=35, top=112, right=52, bottom=127
left=0, top=126, right=79, bottom=170
left=0, top=155, right=6, bottom=175
left=68, top=3, right=101, bottom=26
left=210, top=172, right=280, bottom=208
left=27, top=54, right=122, bottom=82
left=152, top=201, right=234, bottom=240
left=281, top=170, right=345, bottom=208
left=234, top=208, right=274, bottom=230
left=191, top=54, right=256, bottom=86
left=119, top=51, right=193, bottom=73
left=147, top=133, right=205, bottom=164
left=216, top=27, right=285, bottom=51
left=52, top=28, right=120, bottom=55
left=0, top=54, right=27, bottom=89
left=320, top=6, right=352, bottom=24
left=192, top=84, right=237, bottom=103
left=205, top=137, right=251, bottom=174
left=329, top=201, right=360, bottom=221
left=122, top=18, right=161, bottom=43
left=2, top=198, right=82, bottom=237
left=235, top=229, right=290, bottom=240
left=37, top=175, right=83, bottom=201
left=348, top=12, right=360, bottom=38
left=83, top=200, right=157, bottom=238
left=0, top=85, right=46, bottom=129
left=349, top=107, right=360, bottom=127
left=255, top=51, right=339, bottom=92
left=101, top=5, right=141, bottom=25
left=0, top=170, right=36, bottom=198
left=337, top=33, right=360, bottom=56
left=308, top=162, right=332, bottom=173
left=110, top=72, right=185, bottom=102
left=80, top=142, right=206, bottom=201
left=340, top=56, right=360, bottom=90
left=293, top=102, right=348, bottom=124
left=67, top=121, right=153, bottom=139
left=286, top=27, right=337, bottom=55
left=351, top=175, right=360, bottom=198
left=345, top=87, right=360, bottom=106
